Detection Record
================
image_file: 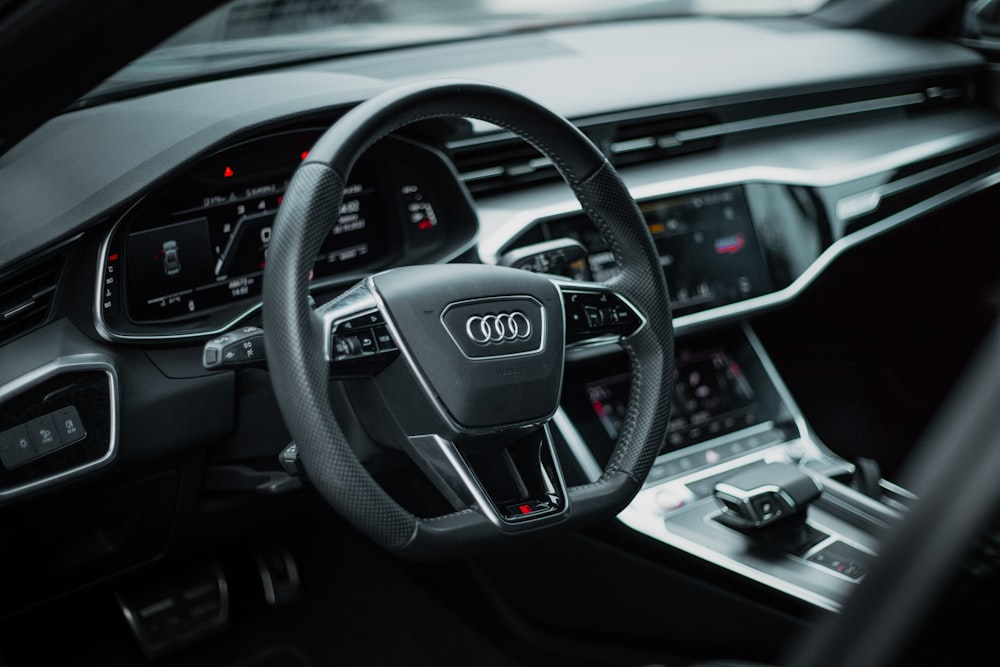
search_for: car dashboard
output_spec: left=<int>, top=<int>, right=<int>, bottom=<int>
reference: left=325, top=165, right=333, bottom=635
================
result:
left=1, top=14, right=1000, bottom=660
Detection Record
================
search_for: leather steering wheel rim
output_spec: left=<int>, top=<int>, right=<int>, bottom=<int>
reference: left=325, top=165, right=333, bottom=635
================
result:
left=262, top=80, right=674, bottom=560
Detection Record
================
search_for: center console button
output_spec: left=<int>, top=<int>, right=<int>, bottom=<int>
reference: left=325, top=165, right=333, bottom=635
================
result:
left=27, top=414, right=61, bottom=455
left=53, top=406, right=87, bottom=445
left=0, top=425, right=37, bottom=469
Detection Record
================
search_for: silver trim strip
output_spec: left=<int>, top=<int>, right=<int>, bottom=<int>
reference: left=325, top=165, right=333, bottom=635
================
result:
left=409, top=425, right=569, bottom=531
left=411, top=434, right=503, bottom=525
left=0, top=354, right=119, bottom=500
left=663, top=166, right=1000, bottom=335
left=552, top=407, right=602, bottom=483
left=448, top=89, right=957, bottom=152
left=742, top=323, right=824, bottom=453
left=676, top=93, right=928, bottom=143
left=835, top=142, right=1000, bottom=222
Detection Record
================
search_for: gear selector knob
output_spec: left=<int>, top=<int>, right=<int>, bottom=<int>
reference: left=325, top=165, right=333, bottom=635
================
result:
left=714, top=462, right=822, bottom=530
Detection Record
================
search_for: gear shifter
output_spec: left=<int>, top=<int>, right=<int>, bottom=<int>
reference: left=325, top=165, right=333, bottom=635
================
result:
left=713, top=462, right=824, bottom=553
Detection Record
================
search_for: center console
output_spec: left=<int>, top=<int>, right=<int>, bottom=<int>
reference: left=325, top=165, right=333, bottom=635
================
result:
left=556, top=324, right=913, bottom=611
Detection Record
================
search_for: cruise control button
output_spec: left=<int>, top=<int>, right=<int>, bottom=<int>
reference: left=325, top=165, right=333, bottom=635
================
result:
left=0, top=425, right=37, bottom=469
left=53, top=406, right=86, bottom=445
left=27, top=414, right=61, bottom=455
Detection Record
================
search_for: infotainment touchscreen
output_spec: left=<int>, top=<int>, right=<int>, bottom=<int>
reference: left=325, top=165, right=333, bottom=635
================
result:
left=542, top=185, right=771, bottom=317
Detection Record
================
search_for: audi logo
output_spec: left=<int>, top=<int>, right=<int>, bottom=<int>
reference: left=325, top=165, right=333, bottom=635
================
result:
left=465, top=312, right=532, bottom=344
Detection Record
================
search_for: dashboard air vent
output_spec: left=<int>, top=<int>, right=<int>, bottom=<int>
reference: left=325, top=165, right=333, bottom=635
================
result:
left=0, top=255, right=63, bottom=346
left=450, top=112, right=720, bottom=197
left=607, top=112, right=720, bottom=167
left=450, top=139, right=557, bottom=196
left=449, top=73, right=973, bottom=200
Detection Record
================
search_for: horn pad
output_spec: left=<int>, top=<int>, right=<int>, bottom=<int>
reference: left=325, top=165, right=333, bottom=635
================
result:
left=370, top=264, right=565, bottom=431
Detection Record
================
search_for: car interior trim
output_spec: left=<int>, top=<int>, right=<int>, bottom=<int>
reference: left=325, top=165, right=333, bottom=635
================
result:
left=608, top=322, right=901, bottom=610
left=481, top=155, right=1000, bottom=338
left=551, top=406, right=603, bottom=484
left=0, top=354, right=119, bottom=500
left=478, top=121, right=999, bottom=260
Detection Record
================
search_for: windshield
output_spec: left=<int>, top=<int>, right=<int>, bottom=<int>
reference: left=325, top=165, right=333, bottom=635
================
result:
left=88, top=0, right=828, bottom=102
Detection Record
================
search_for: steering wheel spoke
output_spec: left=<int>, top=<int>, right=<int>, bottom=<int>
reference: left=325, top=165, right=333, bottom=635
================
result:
left=406, top=423, right=569, bottom=531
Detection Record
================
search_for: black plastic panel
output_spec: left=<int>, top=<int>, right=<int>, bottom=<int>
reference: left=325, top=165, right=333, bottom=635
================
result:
left=0, top=370, right=112, bottom=493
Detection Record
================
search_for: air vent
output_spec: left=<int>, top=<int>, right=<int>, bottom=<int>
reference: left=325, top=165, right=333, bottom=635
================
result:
left=449, top=139, right=558, bottom=196
left=449, top=111, right=721, bottom=197
left=0, top=255, right=64, bottom=346
left=607, top=112, right=720, bottom=167
left=449, top=73, right=974, bottom=199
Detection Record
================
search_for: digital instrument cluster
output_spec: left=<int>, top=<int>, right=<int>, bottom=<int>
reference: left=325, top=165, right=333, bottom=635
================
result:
left=98, top=129, right=459, bottom=338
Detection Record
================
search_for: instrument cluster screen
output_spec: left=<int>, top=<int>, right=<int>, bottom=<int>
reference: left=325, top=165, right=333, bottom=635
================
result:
left=117, top=131, right=426, bottom=323
left=125, top=178, right=386, bottom=321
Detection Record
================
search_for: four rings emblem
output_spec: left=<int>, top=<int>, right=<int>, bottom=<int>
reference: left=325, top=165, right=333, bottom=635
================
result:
left=465, top=312, right=532, bottom=345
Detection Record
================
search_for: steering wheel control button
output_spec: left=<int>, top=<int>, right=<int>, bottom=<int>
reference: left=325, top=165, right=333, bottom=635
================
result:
left=0, top=425, right=37, bottom=469
left=327, top=308, right=400, bottom=375
left=358, top=330, right=377, bottom=355
left=340, top=311, right=383, bottom=331
left=373, top=326, right=396, bottom=351
left=52, top=406, right=86, bottom=445
left=562, top=287, right=643, bottom=342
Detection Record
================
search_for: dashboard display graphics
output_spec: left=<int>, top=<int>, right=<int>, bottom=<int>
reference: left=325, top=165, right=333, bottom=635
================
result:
left=643, top=186, right=771, bottom=316
left=538, top=185, right=771, bottom=317
left=586, top=346, right=765, bottom=452
left=125, top=180, right=386, bottom=321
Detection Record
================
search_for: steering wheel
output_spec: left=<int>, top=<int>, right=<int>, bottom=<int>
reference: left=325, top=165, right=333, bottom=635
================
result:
left=262, top=80, right=674, bottom=560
